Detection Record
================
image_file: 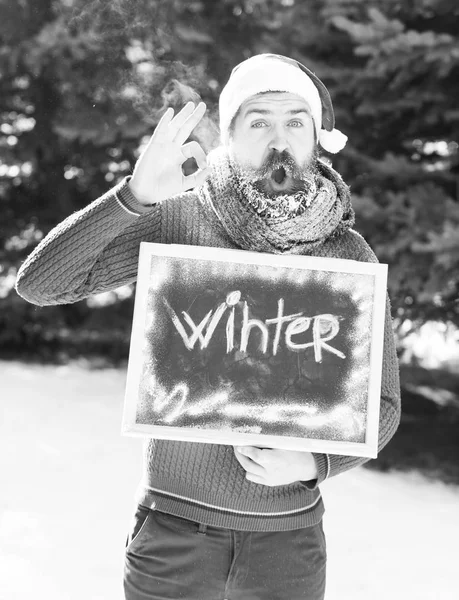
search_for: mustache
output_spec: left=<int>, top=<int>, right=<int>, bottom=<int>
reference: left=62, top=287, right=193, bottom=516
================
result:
left=231, top=147, right=321, bottom=198
left=257, top=150, right=303, bottom=180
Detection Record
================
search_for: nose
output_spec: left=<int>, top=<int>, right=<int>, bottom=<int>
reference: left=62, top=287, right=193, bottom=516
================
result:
left=268, top=124, right=289, bottom=153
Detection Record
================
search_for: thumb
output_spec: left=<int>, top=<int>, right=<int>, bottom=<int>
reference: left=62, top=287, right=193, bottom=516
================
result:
left=182, top=166, right=210, bottom=191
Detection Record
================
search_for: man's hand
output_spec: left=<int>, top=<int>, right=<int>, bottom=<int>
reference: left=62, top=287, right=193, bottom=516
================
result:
left=129, top=101, right=209, bottom=206
left=233, top=446, right=318, bottom=487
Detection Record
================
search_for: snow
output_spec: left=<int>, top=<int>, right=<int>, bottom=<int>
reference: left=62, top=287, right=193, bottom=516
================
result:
left=1, top=360, right=458, bottom=600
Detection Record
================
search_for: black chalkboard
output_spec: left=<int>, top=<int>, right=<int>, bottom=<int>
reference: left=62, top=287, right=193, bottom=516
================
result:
left=123, top=243, right=387, bottom=457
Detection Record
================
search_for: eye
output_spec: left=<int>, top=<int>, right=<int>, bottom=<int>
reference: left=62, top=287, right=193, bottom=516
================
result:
left=251, top=121, right=268, bottom=128
left=288, top=120, right=303, bottom=127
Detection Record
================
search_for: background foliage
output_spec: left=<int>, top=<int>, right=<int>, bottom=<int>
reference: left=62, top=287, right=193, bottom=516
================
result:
left=1, top=0, right=458, bottom=357
left=1, top=0, right=458, bottom=479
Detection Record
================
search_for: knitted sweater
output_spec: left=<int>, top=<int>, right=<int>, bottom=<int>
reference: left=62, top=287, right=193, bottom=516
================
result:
left=15, top=176, right=401, bottom=532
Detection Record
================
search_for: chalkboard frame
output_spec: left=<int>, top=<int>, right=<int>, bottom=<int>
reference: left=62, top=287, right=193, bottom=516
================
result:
left=122, top=242, right=388, bottom=458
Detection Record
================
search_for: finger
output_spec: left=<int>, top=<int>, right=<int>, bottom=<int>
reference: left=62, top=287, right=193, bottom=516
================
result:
left=233, top=447, right=265, bottom=477
left=174, top=102, right=207, bottom=145
left=181, top=141, right=208, bottom=169
left=152, top=107, right=175, bottom=140
left=245, top=472, right=266, bottom=485
left=236, top=456, right=265, bottom=479
left=182, top=166, right=210, bottom=191
left=169, top=101, right=197, bottom=136
left=236, top=446, right=264, bottom=466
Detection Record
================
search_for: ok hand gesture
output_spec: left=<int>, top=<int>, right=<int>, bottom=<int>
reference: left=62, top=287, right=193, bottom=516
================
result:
left=129, top=101, right=210, bottom=206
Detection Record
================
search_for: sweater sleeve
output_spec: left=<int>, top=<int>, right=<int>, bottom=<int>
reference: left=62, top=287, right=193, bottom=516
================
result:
left=15, top=177, right=161, bottom=306
left=302, top=230, right=401, bottom=489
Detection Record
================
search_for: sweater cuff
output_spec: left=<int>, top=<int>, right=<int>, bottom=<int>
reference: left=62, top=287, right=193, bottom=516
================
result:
left=115, top=176, right=157, bottom=216
left=300, top=453, right=330, bottom=490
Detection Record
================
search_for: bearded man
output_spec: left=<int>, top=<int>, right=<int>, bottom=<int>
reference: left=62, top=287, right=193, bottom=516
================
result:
left=16, top=54, right=401, bottom=600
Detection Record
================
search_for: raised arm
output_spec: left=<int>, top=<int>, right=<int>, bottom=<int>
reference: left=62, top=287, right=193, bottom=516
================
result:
left=16, top=102, right=209, bottom=306
left=15, top=180, right=160, bottom=306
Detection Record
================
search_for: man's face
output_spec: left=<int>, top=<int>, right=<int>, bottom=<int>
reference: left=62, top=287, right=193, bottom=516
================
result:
left=228, top=92, right=317, bottom=196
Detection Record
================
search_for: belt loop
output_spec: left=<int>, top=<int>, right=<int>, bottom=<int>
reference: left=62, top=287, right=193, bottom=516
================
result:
left=197, top=523, right=208, bottom=535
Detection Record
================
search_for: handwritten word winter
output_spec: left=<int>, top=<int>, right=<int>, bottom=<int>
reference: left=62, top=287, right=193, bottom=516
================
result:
left=163, top=290, right=345, bottom=362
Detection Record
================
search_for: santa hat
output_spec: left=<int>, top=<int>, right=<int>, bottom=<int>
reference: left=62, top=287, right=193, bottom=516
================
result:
left=219, top=53, right=347, bottom=154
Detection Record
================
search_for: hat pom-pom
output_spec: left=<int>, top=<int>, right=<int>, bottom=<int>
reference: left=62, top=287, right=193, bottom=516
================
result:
left=319, top=128, right=348, bottom=153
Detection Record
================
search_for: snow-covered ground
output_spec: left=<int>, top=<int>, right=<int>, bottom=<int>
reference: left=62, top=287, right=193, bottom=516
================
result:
left=1, top=360, right=458, bottom=600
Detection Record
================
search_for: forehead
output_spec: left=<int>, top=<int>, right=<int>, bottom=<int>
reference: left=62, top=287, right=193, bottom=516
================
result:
left=239, top=92, right=311, bottom=118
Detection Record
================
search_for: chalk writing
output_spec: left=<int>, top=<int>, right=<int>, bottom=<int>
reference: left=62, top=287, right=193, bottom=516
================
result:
left=123, top=247, right=387, bottom=454
left=163, top=291, right=345, bottom=362
left=148, top=374, right=365, bottom=439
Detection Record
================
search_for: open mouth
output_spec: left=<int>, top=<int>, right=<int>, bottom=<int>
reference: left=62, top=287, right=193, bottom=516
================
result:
left=271, top=166, right=287, bottom=184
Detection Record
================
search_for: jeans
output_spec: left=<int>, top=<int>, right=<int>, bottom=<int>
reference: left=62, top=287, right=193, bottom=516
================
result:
left=124, top=504, right=326, bottom=600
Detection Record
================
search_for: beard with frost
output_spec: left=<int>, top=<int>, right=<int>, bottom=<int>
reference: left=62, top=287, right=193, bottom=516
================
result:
left=230, top=149, right=321, bottom=221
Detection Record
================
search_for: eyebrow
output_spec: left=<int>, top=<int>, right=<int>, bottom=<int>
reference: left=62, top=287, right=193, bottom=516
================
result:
left=242, top=108, right=311, bottom=119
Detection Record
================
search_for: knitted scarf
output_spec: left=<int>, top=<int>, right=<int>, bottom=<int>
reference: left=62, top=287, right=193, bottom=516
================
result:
left=197, top=147, right=355, bottom=255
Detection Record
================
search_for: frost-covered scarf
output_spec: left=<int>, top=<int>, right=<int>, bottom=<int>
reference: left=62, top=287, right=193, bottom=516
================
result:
left=198, top=147, right=355, bottom=255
